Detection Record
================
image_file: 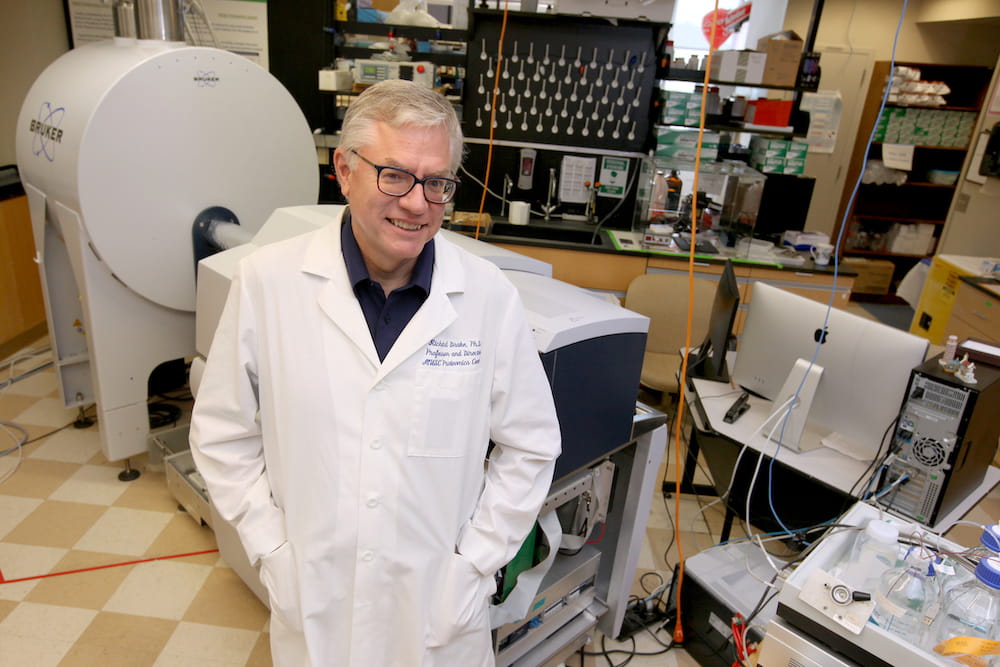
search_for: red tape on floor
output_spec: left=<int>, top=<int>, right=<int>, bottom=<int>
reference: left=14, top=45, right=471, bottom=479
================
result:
left=0, top=548, right=220, bottom=585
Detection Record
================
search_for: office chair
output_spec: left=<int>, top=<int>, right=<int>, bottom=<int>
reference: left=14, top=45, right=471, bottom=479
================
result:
left=623, top=272, right=718, bottom=410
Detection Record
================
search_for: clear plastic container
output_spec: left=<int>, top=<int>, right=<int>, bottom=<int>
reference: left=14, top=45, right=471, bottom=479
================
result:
left=926, top=557, right=1000, bottom=666
left=871, top=564, right=937, bottom=643
left=840, top=519, right=901, bottom=594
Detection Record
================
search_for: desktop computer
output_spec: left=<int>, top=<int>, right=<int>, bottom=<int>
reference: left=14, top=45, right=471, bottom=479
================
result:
left=877, top=354, right=1000, bottom=526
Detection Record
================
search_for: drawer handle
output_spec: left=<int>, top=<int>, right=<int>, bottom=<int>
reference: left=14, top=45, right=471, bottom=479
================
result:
left=972, top=310, right=989, bottom=320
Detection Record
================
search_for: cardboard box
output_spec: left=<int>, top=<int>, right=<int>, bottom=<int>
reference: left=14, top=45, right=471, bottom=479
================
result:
left=844, top=258, right=896, bottom=295
left=744, top=99, right=793, bottom=127
left=757, top=31, right=803, bottom=87
left=656, top=128, right=720, bottom=146
left=886, top=223, right=936, bottom=255
left=709, top=50, right=765, bottom=84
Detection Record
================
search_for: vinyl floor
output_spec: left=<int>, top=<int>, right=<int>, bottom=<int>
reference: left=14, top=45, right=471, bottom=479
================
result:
left=2, top=335, right=996, bottom=667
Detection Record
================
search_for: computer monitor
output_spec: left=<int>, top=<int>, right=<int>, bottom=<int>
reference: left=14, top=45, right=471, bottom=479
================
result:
left=732, top=283, right=929, bottom=457
left=753, top=174, right=815, bottom=242
left=687, top=260, right=740, bottom=383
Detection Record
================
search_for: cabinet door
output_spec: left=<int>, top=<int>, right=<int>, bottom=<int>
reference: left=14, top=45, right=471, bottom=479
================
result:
left=803, top=47, right=874, bottom=237
left=0, top=195, right=46, bottom=356
left=945, top=282, right=999, bottom=343
left=745, top=267, right=854, bottom=309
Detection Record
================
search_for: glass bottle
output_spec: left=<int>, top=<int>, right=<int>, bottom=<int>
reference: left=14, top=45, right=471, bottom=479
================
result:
left=666, top=170, right=682, bottom=212
left=966, top=525, right=1000, bottom=563
left=839, top=519, right=901, bottom=594
left=926, top=557, right=1000, bottom=666
left=870, top=563, right=937, bottom=643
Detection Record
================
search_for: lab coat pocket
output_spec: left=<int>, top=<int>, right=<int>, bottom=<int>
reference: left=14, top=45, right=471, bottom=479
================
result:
left=409, top=367, right=480, bottom=457
left=426, top=553, right=494, bottom=648
left=259, top=541, right=303, bottom=633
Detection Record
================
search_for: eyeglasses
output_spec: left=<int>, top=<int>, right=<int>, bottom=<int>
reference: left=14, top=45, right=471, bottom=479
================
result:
left=351, top=149, right=460, bottom=204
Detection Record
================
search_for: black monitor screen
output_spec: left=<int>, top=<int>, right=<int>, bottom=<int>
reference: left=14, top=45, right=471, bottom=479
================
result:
left=687, top=259, right=739, bottom=383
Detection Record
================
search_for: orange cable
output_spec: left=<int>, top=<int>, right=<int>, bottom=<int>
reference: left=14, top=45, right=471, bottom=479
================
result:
left=475, top=2, right=510, bottom=240
left=673, top=1, right=721, bottom=644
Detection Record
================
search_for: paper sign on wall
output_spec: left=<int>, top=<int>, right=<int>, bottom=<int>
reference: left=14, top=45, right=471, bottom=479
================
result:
left=597, top=157, right=629, bottom=199
left=801, top=91, right=842, bottom=154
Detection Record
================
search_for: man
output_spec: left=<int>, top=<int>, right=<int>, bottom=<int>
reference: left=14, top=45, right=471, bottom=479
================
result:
left=189, top=79, right=561, bottom=666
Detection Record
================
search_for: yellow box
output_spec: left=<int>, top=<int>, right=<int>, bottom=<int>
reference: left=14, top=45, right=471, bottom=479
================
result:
left=909, top=255, right=985, bottom=344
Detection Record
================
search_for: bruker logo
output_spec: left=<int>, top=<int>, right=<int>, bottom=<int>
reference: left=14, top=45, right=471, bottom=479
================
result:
left=29, top=102, right=66, bottom=162
left=194, top=70, right=220, bottom=87
left=813, top=327, right=830, bottom=344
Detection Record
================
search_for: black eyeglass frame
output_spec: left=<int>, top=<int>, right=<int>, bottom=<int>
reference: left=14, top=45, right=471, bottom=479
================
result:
left=350, top=149, right=460, bottom=204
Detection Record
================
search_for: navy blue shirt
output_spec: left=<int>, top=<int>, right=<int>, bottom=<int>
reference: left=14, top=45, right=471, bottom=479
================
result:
left=341, top=212, right=434, bottom=362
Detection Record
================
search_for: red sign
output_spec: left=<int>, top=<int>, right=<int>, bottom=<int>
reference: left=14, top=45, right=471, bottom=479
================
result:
left=702, top=3, right=752, bottom=50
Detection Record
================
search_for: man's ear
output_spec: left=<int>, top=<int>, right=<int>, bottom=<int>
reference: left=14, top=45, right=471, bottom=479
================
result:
left=333, top=148, right=352, bottom=197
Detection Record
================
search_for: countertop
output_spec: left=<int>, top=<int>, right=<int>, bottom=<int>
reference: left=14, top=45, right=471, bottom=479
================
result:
left=960, top=275, right=1000, bottom=298
left=448, top=216, right=855, bottom=275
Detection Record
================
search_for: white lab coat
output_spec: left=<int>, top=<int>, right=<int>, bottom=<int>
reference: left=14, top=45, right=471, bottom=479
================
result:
left=190, top=213, right=561, bottom=667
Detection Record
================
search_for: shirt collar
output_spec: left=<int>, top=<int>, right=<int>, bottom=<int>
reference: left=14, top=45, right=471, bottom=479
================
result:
left=341, top=209, right=435, bottom=293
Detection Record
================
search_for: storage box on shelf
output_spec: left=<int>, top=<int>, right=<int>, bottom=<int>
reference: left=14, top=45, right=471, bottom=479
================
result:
left=756, top=31, right=804, bottom=87
left=835, top=60, right=993, bottom=302
left=655, top=43, right=818, bottom=138
left=319, top=19, right=469, bottom=133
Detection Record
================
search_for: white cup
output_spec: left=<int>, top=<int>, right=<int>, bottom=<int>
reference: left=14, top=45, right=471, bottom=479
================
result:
left=509, top=201, right=530, bottom=226
left=810, top=243, right=834, bottom=266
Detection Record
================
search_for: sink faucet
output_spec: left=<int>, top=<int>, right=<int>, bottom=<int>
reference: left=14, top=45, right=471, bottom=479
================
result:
left=541, top=168, right=558, bottom=221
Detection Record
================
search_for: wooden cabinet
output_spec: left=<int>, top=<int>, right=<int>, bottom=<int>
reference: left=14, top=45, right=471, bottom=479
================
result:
left=944, top=279, right=999, bottom=344
left=0, top=194, right=46, bottom=358
left=835, top=61, right=993, bottom=302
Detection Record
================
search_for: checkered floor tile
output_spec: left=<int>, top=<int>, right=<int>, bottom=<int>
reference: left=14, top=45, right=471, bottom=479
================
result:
left=3, top=338, right=996, bottom=666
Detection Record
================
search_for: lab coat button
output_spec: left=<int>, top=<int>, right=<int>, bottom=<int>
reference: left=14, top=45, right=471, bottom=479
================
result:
left=366, top=496, right=379, bottom=508
left=361, top=550, right=375, bottom=562
left=370, top=439, right=382, bottom=449
left=374, top=382, right=387, bottom=392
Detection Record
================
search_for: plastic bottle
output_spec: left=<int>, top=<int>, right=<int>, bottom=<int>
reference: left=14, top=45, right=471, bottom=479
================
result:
left=870, top=563, right=937, bottom=643
left=706, top=86, right=722, bottom=116
left=926, top=556, right=1000, bottom=666
left=941, top=335, right=959, bottom=371
left=946, top=524, right=1000, bottom=597
left=840, top=519, right=901, bottom=594
left=661, top=40, right=674, bottom=74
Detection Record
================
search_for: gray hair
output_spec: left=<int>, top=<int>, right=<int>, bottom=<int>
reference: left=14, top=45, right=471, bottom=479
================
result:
left=339, top=80, right=464, bottom=173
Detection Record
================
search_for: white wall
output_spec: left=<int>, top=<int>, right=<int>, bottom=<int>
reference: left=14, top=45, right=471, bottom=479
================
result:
left=1, top=0, right=70, bottom=167
left=785, top=0, right=1000, bottom=65
left=783, top=0, right=1000, bottom=238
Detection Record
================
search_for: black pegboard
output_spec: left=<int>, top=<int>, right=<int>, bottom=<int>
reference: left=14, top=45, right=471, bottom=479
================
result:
left=465, top=10, right=666, bottom=153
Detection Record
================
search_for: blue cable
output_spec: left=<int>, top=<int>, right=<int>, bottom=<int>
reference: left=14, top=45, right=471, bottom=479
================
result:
left=764, top=0, right=911, bottom=537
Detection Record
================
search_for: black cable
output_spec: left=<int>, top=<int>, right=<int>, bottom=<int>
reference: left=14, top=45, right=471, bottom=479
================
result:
left=846, top=415, right=898, bottom=504
left=579, top=633, right=675, bottom=666
left=156, top=391, right=194, bottom=402
left=148, top=403, right=182, bottom=429
left=20, top=405, right=97, bottom=446
left=639, top=571, right=665, bottom=597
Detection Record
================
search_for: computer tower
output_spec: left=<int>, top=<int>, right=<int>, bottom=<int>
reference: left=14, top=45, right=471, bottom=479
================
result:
left=878, top=354, right=1000, bottom=525
left=679, top=542, right=779, bottom=666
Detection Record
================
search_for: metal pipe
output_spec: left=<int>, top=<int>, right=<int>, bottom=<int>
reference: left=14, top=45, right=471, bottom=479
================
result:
left=113, top=0, right=138, bottom=38
left=136, top=0, right=184, bottom=41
